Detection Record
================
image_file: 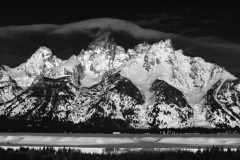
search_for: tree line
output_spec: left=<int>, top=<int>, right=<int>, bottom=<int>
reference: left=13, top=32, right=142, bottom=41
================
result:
left=1, top=115, right=240, bottom=134
left=0, top=146, right=240, bottom=160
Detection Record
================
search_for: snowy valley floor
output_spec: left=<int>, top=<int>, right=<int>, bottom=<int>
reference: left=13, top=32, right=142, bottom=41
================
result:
left=1, top=133, right=240, bottom=150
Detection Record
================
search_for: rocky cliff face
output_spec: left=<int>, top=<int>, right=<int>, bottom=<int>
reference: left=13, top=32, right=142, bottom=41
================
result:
left=0, top=33, right=239, bottom=129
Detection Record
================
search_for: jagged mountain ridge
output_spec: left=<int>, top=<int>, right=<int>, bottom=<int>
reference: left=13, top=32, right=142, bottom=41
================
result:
left=0, top=32, right=239, bottom=129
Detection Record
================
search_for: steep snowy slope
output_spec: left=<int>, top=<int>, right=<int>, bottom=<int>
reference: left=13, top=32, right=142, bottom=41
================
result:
left=0, top=33, right=239, bottom=129
left=0, top=67, right=22, bottom=103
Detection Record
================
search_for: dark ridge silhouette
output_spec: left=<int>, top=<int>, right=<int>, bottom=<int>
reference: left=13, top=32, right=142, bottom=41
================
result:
left=0, top=145, right=239, bottom=160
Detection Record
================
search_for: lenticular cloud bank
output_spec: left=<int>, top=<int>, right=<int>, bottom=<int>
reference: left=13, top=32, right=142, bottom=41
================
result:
left=1, top=31, right=240, bottom=131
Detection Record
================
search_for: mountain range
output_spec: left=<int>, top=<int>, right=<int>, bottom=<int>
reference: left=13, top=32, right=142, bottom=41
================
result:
left=1, top=30, right=240, bottom=131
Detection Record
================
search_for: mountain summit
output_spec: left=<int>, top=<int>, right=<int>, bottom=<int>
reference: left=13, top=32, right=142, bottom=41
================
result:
left=0, top=35, right=240, bottom=130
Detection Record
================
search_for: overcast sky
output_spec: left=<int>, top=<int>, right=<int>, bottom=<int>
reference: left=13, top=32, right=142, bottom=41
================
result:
left=1, top=1, right=240, bottom=77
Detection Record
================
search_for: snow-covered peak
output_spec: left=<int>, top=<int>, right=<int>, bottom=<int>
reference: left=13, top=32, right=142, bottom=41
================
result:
left=24, top=46, right=62, bottom=72
left=120, top=40, right=236, bottom=107
left=78, top=33, right=128, bottom=87
left=26, top=47, right=52, bottom=66
left=4, top=47, right=62, bottom=88
left=41, top=47, right=52, bottom=59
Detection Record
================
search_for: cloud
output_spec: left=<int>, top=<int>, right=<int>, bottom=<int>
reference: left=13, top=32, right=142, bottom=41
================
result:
left=0, top=24, right=59, bottom=41
left=0, top=24, right=59, bottom=32
left=52, top=18, right=143, bottom=34
left=51, top=18, right=171, bottom=40
left=46, top=18, right=186, bottom=43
